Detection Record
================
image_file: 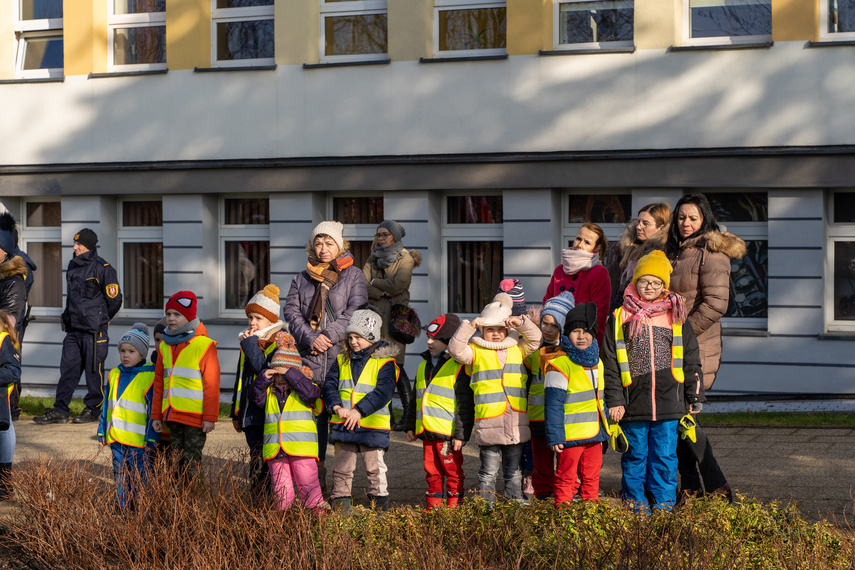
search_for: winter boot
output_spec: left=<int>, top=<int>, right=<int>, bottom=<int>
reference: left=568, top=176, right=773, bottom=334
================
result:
left=330, top=496, right=352, bottom=514
left=368, top=494, right=390, bottom=512
left=391, top=369, right=413, bottom=431
left=426, top=492, right=444, bottom=510
left=0, top=463, right=11, bottom=501
left=446, top=492, right=464, bottom=508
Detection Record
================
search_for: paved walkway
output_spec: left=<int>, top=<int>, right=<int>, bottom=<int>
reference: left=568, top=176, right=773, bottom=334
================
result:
left=10, top=417, right=855, bottom=525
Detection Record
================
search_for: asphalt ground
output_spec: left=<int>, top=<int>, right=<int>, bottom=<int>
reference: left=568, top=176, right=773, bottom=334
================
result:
left=7, top=417, right=855, bottom=525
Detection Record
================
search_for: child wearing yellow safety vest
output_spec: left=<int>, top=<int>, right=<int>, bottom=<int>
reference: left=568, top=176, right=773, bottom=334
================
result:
left=152, top=291, right=221, bottom=479
left=322, top=306, right=399, bottom=512
left=405, top=313, right=469, bottom=509
left=0, top=311, right=20, bottom=501
left=98, top=323, right=158, bottom=508
left=544, top=303, right=611, bottom=505
left=602, top=251, right=704, bottom=512
left=450, top=292, right=542, bottom=503
left=249, top=336, right=324, bottom=511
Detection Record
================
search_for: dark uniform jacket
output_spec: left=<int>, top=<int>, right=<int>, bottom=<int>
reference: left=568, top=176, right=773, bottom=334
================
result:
left=62, top=249, right=122, bottom=333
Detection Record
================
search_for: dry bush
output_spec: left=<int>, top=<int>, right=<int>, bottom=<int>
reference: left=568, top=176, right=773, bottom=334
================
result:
left=2, top=454, right=854, bottom=570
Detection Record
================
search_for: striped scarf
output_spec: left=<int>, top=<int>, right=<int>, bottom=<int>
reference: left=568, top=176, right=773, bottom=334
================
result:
left=306, top=255, right=354, bottom=330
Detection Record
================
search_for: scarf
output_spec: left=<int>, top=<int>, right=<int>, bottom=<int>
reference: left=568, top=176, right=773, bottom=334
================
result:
left=306, top=254, right=354, bottom=330
left=559, top=335, right=600, bottom=367
left=621, top=284, right=687, bottom=341
left=561, top=249, right=600, bottom=276
left=162, top=317, right=200, bottom=346
left=367, top=242, right=404, bottom=270
left=237, top=320, right=284, bottom=344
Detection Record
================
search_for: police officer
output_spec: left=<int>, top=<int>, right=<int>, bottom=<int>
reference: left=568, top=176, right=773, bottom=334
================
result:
left=34, top=229, right=122, bottom=425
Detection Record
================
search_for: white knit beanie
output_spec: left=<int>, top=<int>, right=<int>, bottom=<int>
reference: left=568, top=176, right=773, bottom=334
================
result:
left=311, top=221, right=344, bottom=252
left=479, top=293, right=513, bottom=327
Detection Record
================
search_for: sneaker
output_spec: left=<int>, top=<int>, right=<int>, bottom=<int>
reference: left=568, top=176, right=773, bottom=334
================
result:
left=523, top=475, right=534, bottom=496
left=72, top=408, right=99, bottom=424
left=33, top=408, right=69, bottom=425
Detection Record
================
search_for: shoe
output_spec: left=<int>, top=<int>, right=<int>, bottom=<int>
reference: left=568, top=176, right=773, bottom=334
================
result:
left=710, top=484, right=734, bottom=504
left=368, top=494, right=390, bottom=512
left=330, top=497, right=352, bottom=514
left=522, top=475, right=534, bottom=496
left=72, top=408, right=99, bottom=424
left=33, top=409, right=69, bottom=425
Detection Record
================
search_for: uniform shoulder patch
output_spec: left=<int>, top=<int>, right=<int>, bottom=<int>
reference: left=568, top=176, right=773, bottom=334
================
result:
left=106, top=284, right=120, bottom=298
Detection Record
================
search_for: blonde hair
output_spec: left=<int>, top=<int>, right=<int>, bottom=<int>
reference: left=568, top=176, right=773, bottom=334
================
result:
left=580, top=223, right=608, bottom=263
left=0, top=311, right=19, bottom=353
left=638, top=202, right=671, bottom=231
left=305, top=237, right=352, bottom=259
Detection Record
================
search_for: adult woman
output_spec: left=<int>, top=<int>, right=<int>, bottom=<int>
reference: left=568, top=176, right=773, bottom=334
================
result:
left=543, top=223, right=611, bottom=346
left=665, top=194, right=746, bottom=502
left=605, top=203, right=671, bottom=311
left=284, top=221, right=368, bottom=489
left=363, top=220, right=421, bottom=430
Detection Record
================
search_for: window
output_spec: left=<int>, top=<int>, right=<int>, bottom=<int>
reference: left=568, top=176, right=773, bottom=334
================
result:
left=821, top=0, right=855, bottom=39
left=683, top=0, right=771, bottom=45
left=553, top=0, right=634, bottom=49
left=828, top=191, right=855, bottom=332
left=443, top=194, right=503, bottom=314
left=563, top=192, right=632, bottom=249
left=14, top=0, right=63, bottom=79
left=21, top=200, right=62, bottom=312
left=212, top=0, right=275, bottom=66
left=434, top=0, right=506, bottom=56
left=221, top=197, right=270, bottom=312
left=331, top=195, right=383, bottom=269
left=109, top=0, right=166, bottom=71
left=320, top=0, right=388, bottom=63
left=119, top=199, right=163, bottom=314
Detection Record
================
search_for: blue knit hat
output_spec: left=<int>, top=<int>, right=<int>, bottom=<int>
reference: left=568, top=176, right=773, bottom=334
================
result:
left=541, top=291, right=575, bottom=331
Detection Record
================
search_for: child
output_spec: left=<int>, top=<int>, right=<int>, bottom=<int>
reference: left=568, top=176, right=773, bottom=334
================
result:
left=150, top=318, right=166, bottom=365
left=151, top=291, right=221, bottom=479
left=526, top=291, right=575, bottom=500
left=602, top=251, right=704, bottom=511
left=543, top=303, right=611, bottom=505
left=231, top=284, right=288, bottom=497
left=405, top=313, right=469, bottom=509
left=249, top=335, right=324, bottom=511
left=450, top=293, right=542, bottom=503
left=0, top=311, right=20, bottom=500
left=322, top=306, right=398, bottom=512
left=98, top=323, right=158, bottom=508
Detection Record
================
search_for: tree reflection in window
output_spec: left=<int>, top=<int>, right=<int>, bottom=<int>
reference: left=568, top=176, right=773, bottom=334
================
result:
left=690, top=0, right=771, bottom=38
left=559, top=0, right=634, bottom=44
left=19, top=0, right=62, bottom=19
left=830, top=0, right=855, bottom=32
left=439, top=8, right=506, bottom=51
left=325, top=14, right=387, bottom=55
left=217, top=20, right=274, bottom=60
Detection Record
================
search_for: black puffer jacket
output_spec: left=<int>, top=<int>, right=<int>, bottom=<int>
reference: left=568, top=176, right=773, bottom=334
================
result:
left=0, top=256, right=28, bottom=326
left=63, top=249, right=123, bottom=333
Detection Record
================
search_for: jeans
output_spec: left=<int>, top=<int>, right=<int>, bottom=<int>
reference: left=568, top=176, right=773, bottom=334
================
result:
left=621, top=420, right=678, bottom=512
left=477, top=443, right=523, bottom=502
left=0, top=423, right=15, bottom=463
left=111, top=443, right=149, bottom=509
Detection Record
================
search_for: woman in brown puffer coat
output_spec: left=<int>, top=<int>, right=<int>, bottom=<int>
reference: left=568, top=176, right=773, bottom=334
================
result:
left=665, top=194, right=746, bottom=503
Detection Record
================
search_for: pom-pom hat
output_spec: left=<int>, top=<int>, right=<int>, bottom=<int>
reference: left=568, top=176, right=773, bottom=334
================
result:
left=120, top=322, right=150, bottom=358
left=632, top=250, right=673, bottom=290
left=245, top=284, right=281, bottom=323
left=498, top=279, right=526, bottom=316
left=480, top=293, right=513, bottom=327
left=165, top=291, right=197, bottom=322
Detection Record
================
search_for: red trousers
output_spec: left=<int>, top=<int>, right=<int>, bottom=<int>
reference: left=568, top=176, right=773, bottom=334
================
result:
left=530, top=434, right=555, bottom=498
left=554, top=442, right=602, bottom=504
left=423, top=439, right=465, bottom=501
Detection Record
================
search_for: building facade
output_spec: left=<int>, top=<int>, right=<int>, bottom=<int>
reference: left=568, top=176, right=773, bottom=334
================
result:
left=1, top=0, right=854, bottom=398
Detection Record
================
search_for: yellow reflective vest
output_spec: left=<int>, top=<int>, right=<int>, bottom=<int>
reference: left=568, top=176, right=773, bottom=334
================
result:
left=525, top=351, right=545, bottom=423
left=160, top=335, right=217, bottom=416
left=414, top=358, right=462, bottom=437
left=544, top=357, right=609, bottom=442
left=0, top=333, right=14, bottom=415
left=104, top=366, right=156, bottom=448
left=613, top=307, right=684, bottom=387
left=234, top=343, right=276, bottom=417
left=262, top=386, right=323, bottom=461
left=467, top=344, right=527, bottom=421
left=330, top=354, right=399, bottom=430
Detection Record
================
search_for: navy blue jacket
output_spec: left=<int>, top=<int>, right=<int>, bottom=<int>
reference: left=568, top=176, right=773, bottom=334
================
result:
left=63, top=249, right=122, bottom=333
left=231, top=334, right=277, bottom=428
left=0, top=335, right=21, bottom=389
left=96, top=360, right=159, bottom=448
left=322, top=342, right=398, bottom=449
left=544, top=355, right=610, bottom=449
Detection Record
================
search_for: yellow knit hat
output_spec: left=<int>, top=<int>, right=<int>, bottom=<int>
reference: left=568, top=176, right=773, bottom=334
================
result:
left=632, top=250, right=673, bottom=289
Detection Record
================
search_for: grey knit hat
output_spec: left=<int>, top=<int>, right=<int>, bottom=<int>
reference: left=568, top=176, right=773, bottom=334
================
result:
left=378, top=220, right=405, bottom=243
left=345, top=308, right=383, bottom=343
left=119, top=322, right=150, bottom=359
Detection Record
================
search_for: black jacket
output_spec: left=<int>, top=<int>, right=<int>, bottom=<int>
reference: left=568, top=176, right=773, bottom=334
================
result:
left=405, top=350, right=468, bottom=442
left=63, top=249, right=122, bottom=333
left=231, top=334, right=277, bottom=428
left=0, top=256, right=28, bottom=328
left=602, top=313, right=705, bottom=423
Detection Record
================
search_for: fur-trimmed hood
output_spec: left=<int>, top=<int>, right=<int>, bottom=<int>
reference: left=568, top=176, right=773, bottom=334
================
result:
left=370, top=340, right=400, bottom=360
left=679, top=230, right=747, bottom=260
left=0, top=255, right=28, bottom=282
left=617, top=220, right=670, bottom=268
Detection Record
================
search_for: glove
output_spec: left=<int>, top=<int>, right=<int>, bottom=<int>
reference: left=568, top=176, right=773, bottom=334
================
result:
left=678, top=414, right=697, bottom=443
left=609, top=423, right=629, bottom=453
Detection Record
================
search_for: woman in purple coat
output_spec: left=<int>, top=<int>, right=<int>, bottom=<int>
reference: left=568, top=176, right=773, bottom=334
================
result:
left=283, top=221, right=368, bottom=491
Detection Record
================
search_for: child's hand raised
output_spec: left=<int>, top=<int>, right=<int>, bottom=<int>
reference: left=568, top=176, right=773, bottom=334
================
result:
left=263, top=369, right=276, bottom=379
left=505, top=316, right=523, bottom=328
left=470, top=317, right=485, bottom=328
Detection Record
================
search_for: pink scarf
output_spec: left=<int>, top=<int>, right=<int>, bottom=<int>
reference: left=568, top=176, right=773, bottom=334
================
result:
left=561, top=249, right=600, bottom=276
left=621, top=283, right=687, bottom=340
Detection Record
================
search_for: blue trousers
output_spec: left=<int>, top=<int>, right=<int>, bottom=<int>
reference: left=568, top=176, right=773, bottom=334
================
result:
left=111, top=444, right=150, bottom=509
left=620, top=420, right=678, bottom=511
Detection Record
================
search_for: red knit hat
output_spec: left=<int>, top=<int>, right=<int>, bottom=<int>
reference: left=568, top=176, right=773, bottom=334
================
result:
left=165, top=291, right=197, bottom=322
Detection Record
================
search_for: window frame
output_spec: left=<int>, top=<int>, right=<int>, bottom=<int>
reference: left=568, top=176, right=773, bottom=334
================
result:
left=211, top=1, right=275, bottom=68
left=20, top=198, right=63, bottom=316
left=319, top=0, right=389, bottom=64
left=433, top=0, right=507, bottom=58
left=117, top=197, right=164, bottom=318
left=820, top=0, right=855, bottom=40
left=107, top=0, right=167, bottom=72
left=561, top=191, right=632, bottom=251
left=552, top=0, right=634, bottom=51
left=681, top=0, right=772, bottom=47
left=826, top=191, right=855, bottom=333
left=13, top=2, right=63, bottom=79
left=218, top=195, right=270, bottom=318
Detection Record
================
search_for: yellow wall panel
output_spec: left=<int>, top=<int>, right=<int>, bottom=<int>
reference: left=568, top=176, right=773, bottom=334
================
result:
left=0, top=3, right=15, bottom=79
left=508, top=0, right=542, bottom=55
left=772, top=0, right=818, bottom=41
left=63, top=0, right=107, bottom=76
left=636, top=0, right=680, bottom=49
left=278, top=0, right=318, bottom=65
left=389, top=0, right=432, bottom=61
left=167, top=0, right=210, bottom=70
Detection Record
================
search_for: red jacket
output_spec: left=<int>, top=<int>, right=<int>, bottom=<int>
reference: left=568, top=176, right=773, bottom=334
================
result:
left=543, top=264, right=611, bottom=346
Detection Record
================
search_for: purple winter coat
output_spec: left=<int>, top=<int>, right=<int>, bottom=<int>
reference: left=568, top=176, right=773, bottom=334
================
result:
left=283, top=253, right=368, bottom=385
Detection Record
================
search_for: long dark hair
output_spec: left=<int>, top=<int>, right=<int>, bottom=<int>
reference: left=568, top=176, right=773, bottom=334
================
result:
left=665, top=194, right=719, bottom=255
